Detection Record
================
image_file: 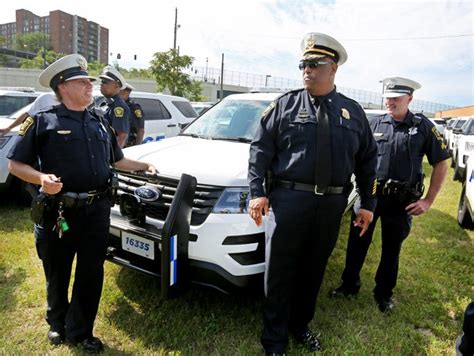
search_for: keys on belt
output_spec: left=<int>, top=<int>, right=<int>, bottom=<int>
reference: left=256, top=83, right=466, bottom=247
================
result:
left=275, top=179, right=345, bottom=195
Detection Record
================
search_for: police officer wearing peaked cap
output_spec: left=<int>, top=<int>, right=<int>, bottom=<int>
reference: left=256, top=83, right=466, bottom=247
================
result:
left=7, top=54, right=157, bottom=352
left=330, top=77, right=450, bottom=312
left=99, top=65, right=131, bottom=148
left=120, top=82, right=145, bottom=147
left=248, top=32, right=378, bottom=355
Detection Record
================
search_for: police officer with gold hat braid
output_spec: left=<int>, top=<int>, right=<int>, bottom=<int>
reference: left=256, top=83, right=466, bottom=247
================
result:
left=99, top=65, right=131, bottom=148
left=248, top=32, right=377, bottom=355
left=330, top=77, right=450, bottom=313
left=7, top=54, right=157, bottom=353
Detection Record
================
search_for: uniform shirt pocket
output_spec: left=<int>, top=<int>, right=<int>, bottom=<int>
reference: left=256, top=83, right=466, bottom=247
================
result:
left=374, top=134, right=389, bottom=155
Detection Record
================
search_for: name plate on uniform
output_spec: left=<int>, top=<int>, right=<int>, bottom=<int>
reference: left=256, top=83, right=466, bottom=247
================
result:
left=121, top=231, right=155, bottom=260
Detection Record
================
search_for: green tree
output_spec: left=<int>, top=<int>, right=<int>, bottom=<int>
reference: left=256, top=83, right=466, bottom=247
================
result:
left=186, top=80, right=205, bottom=101
left=0, top=36, right=7, bottom=66
left=87, top=60, right=106, bottom=76
left=14, top=32, right=51, bottom=53
left=19, top=49, right=63, bottom=69
left=149, top=49, right=202, bottom=98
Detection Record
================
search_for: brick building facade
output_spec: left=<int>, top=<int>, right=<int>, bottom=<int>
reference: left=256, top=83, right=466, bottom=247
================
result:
left=0, top=9, right=108, bottom=64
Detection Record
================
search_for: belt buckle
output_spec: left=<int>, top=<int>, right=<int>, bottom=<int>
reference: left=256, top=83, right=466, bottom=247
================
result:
left=86, top=193, right=95, bottom=205
left=314, top=185, right=324, bottom=196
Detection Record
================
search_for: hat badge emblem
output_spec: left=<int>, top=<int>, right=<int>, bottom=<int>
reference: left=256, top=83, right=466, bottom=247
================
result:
left=77, top=57, right=87, bottom=70
left=305, top=38, right=316, bottom=50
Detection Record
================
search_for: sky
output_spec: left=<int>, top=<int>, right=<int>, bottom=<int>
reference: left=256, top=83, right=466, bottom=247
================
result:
left=1, top=0, right=473, bottom=107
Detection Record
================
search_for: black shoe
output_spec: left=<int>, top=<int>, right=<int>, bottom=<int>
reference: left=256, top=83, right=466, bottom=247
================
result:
left=265, top=352, right=287, bottom=356
left=68, top=337, right=104, bottom=353
left=293, top=329, right=322, bottom=352
left=329, top=285, right=359, bottom=298
left=47, top=329, right=65, bottom=345
left=374, top=295, right=395, bottom=313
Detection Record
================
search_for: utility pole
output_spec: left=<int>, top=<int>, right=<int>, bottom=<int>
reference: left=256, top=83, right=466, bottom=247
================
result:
left=173, top=8, right=180, bottom=50
left=220, top=53, right=224, bottom=101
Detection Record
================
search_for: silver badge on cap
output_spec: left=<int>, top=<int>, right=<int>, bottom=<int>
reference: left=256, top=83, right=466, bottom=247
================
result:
left=77, top=57, right=87, bottom=70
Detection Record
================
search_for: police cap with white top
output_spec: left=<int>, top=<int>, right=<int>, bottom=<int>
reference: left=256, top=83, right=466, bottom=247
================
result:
left=123, top=82, right=136, bottom=91
left=382, top=77, right=422, bottom=98
left=39, top=54, right=96, bottom=90
left=300, top=32, right=348, bottom=65
left=100, top=65, right=127, bottom=90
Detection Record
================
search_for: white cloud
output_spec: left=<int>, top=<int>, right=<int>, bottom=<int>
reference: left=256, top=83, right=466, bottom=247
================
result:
left=1, top=0, right=472, bottom=106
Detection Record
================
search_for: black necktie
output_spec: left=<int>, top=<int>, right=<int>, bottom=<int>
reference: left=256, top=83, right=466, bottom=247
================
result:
left=314, top=98, right=331, bottom=190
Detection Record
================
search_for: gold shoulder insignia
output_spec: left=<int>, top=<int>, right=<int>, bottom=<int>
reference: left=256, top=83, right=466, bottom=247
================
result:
left=431, top=126, right=446, bottom=149
left=134, top=109, right=143, bottom=118
left=261, top=101, right=276, bottom=120
left=341, top=108, right=350, bottom=120
left=19, top=116, right=34, bottom=136
left=114, top=107, right=124, bottom=118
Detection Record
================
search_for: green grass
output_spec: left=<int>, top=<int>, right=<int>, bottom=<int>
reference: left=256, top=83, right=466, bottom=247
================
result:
left=0, top=164, right=473, bottom=355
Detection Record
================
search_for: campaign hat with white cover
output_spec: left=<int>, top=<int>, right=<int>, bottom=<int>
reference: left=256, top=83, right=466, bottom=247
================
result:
left=100, top=65, right=127, bottom=90
left=300, top=32, right=348, bottom=65
left=382, top=77, right=422, bottom=98
left=39, top=54, right=96, bottom=89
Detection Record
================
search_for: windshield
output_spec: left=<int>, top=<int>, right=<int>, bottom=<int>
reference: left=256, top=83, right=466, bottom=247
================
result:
left=455, top=119, right=467, bottom=129
left=181, top=99, right=272, bottom=141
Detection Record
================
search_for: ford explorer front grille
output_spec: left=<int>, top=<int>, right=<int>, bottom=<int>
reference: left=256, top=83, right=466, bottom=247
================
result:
left=116, top=171, right=223, bottom=226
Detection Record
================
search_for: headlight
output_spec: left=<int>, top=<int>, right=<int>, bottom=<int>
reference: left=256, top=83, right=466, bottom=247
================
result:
left=465, top=142, right=474, bottom=152
left=212, top=188, right=250, bottom=214
left=0, top=136, right=12, bottom=149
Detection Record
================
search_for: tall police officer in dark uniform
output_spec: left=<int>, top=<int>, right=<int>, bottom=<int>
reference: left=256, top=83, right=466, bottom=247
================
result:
left=330, top=77, right=449, bottom=312
left=7, top=54, right=157, bottom=353
left=99, top=65, right=131, bottom=148
left=248, top=32, right=378, bottom=355
left=120, top=82, right=145, bottom=147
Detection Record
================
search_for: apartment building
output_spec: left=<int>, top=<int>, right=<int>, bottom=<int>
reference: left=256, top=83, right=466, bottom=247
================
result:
left=0, top=9, right=109, bottom=64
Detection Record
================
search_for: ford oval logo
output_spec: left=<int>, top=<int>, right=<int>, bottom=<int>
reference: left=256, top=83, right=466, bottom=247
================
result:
left=134, top=186, right=161, bottom=202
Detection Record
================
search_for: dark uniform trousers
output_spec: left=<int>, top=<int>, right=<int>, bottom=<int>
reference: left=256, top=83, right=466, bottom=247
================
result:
left=262, top=187, right=348, bottom=352
left=34, top=198, right=110, bottom=342
left=341, top=195, right=412, bottom=299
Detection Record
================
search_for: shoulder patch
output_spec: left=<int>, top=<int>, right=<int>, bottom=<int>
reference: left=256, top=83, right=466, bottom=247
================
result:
left=114, top=107, right=124, bottom=118
left=134, top=109, right=143, bottom=118
left=431, top=126, right=447, bottom=149
left=261, top=101, right=276, bottom=119
left=19, top=116, right=34, bottom=136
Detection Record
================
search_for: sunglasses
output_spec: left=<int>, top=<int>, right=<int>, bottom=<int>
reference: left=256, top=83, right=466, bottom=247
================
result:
left=298, top=61, right=330, bottom=70
left=101, top=79, right=113, bottom=85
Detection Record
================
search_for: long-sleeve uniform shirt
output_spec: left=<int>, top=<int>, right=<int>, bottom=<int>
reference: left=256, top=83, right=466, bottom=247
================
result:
left=248, top=88, right=378, bottom=211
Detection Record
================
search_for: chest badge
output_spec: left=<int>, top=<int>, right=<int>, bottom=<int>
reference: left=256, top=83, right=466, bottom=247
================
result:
left=408, top=127, right=418, bottom=136
left=298, top=109, right=310, bottom=122
left=341, top=108, right=350, bottom=120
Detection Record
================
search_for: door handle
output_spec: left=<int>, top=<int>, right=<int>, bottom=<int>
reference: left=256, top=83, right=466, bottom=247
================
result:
left=167, top=124, right=177, bottom=127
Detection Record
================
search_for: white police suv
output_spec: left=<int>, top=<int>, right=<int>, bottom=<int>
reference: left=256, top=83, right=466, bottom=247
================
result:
left=106, top=91, right=360, bottom=293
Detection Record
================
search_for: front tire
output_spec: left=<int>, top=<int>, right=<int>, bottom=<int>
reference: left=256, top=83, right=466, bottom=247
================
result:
left=458, top=183, right=473, bottom=229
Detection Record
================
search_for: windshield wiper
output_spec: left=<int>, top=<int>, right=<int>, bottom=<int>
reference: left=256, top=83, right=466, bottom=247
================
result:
left=212, top=136, right=252, bottom=143
left=179, top=133, right=212, bottom=140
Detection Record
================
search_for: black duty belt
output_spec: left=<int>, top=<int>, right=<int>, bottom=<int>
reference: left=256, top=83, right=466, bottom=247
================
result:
left=61, top=188, right=109, bottom=208
left=275, top=179, right=345, bottom=195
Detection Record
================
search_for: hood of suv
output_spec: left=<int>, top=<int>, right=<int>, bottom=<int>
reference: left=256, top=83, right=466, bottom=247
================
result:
left=123, top=136, right=250, bottom=186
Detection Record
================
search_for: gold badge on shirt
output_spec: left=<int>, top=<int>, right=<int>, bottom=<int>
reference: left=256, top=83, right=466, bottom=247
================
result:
left=114, top=107, right=124, bottom=118
left=19, top=116, right=34, bottom=136
left=341, top=108, right=350, bottom=120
